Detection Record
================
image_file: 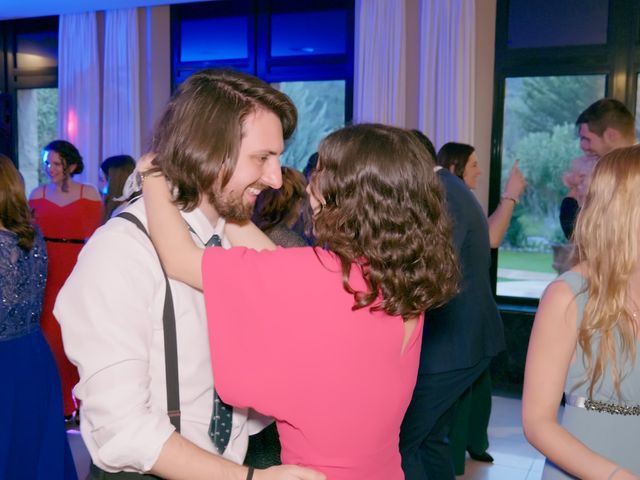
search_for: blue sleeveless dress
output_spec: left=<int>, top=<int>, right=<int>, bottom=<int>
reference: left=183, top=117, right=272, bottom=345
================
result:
left=0, top=229, right=77, bottom=479
left=542, top=271, right=640, bottom=478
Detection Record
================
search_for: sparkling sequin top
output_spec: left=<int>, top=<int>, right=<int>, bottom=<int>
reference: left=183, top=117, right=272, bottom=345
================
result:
left=0, top=228, right=47, bottom=341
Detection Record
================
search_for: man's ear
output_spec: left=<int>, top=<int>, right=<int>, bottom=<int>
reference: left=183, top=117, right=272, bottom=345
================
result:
left=448, top=165, right=456, bottom=174
left=603, top=127, right=621, bottom=145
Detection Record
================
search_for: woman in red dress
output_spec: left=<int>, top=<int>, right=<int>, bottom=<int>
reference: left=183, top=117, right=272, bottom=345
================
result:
left=29, top=140, right=103, bottom=420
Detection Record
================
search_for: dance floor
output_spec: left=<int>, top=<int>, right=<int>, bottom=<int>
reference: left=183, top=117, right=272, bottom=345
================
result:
left=67, top=395, right=546, bottom=479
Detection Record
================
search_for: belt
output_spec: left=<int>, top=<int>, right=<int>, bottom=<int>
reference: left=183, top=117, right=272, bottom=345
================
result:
left=565, top=394, right=640, bottom=416
left=44, top=236, right=85, bottom=244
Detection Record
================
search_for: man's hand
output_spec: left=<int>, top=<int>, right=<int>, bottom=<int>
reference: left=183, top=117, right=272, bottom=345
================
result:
left=255, top=465, right=326, bottom=480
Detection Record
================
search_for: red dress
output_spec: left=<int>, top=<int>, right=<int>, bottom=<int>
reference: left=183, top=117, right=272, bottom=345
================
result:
left=29, top=185, right=103, bottom=416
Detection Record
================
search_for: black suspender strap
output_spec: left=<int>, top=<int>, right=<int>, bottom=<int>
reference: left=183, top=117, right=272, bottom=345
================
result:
left=117, top=212, right=181, bottom=433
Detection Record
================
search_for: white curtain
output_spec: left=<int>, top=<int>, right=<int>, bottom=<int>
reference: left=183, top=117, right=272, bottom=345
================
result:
left=353, top=0, right=406, bottom=126
left=58, top=12, right=100, bottom=185
left=103, top=8, right=142, bottom=160
left=419, top=0, right=476, bottom=149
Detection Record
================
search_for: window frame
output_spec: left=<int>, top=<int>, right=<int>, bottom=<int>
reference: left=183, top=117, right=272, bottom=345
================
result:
left=0, top=16, right=58, bottom=165
left=170, top=0, right=354, bottom=123
left=490, top=0, right=640, bottom=307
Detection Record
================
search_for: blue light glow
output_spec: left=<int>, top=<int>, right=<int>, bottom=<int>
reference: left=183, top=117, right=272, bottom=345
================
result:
left=271, top=10, right=347, bottom=57
left=180, top=16, right=248, bottom=62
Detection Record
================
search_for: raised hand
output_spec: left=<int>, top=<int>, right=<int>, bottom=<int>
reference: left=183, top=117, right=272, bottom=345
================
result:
left=504, top=159, right=526, bottom=201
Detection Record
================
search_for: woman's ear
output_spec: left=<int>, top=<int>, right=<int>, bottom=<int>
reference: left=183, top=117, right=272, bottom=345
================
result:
left=67, top=163, right=77, bottom=175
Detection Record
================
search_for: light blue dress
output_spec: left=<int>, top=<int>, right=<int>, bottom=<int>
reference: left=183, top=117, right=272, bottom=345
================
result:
left=542, top=271, right=640, bottom=479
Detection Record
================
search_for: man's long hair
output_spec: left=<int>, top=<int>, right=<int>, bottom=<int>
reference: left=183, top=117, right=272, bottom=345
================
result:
left=151, top=69, right=297, bottom=211
left=252, top=166, right=306, bottom=231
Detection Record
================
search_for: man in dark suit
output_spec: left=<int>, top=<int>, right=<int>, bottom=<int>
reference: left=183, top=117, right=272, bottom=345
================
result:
left=400, top=132, right=504, bottom=480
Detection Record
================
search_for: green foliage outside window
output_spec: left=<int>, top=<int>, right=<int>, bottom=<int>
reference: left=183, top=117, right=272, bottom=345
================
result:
left=277, top=80, right=345, bottom=172
left=500, top=75, right=605, bottom=249
left=36, top=88, right=58, bottom=185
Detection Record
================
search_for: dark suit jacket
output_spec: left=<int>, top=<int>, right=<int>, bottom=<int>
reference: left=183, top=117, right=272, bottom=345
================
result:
left=419, top=169, right=505, bottom=374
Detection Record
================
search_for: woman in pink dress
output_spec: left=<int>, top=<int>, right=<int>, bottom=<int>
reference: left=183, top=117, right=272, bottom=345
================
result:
left=142, top=123, right=459, bottom=480
left=29, top=140, right=103, bottom=420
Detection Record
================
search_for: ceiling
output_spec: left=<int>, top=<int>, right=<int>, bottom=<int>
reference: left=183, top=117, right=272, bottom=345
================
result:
left=0, top=0, right=209, bottom=20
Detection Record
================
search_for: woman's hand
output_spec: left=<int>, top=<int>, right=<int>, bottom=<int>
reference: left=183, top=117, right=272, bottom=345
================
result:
left=141, top=158, right=205, bottom=290
left=503, top=159, right=526, bottom=201
left=136, top=152, right=156, bottom=174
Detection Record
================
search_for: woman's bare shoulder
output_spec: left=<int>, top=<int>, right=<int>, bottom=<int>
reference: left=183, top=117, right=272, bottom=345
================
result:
left=80, top=183, right=102, bottom=201
left=28, top=184, right=46, bottom=200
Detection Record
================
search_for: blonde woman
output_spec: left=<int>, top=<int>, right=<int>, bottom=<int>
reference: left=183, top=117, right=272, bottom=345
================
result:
left=522, top=145, right=640, bottom=479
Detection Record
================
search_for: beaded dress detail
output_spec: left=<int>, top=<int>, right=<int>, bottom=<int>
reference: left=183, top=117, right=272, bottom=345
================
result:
left=0, top=228, right=77, bottom=479
left=541, top=271, right=640, bottom=479
left=0, top=229, right=47, bottom=340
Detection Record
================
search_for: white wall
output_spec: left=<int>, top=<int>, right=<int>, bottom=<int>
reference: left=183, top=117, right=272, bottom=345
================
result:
left=138, top=5, right=171, bottom=150
left=473, top=0, right=496, bottom=213
left=403, top=0, right=496, bottom=213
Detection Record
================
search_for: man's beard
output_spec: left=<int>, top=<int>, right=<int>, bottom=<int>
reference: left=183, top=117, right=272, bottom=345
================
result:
left=210, top=183, right=255, bottom=222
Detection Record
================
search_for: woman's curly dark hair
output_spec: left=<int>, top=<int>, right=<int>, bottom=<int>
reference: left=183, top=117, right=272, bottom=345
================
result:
left=252, top=166, right=306, bottom=231
left=43, top=139, right=84, bottom=176
left=310, top=124, right=459, bottom=320
left=0, top=154, right=36, bottom=251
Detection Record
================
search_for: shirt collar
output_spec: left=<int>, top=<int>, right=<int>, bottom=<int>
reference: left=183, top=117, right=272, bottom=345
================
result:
left=123, top=194, right=229, bottom=247
left=181, top=208, right=227, bottom=248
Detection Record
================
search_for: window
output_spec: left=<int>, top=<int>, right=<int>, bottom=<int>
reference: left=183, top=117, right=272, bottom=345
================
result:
left=179, top=17, right=249, bottom=62
left=15, top=31, right=58, bottom=69
left=17, top=88, right=58, bottom=194
left=507, top=0, right=608, bottom=48
left=491, top=0, right=640, bottom=303
left=270, top=10, right=348, bottom=57
left=172, top=1, right=354, bottom=157
left=496, top=75, right=605, bottom=298
left=275, top=80, right=346, bottom=170
left=0, top=17, right=58, bottom=169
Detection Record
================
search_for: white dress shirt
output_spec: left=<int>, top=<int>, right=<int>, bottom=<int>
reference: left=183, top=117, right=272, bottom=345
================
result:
left=55, top=199, right=264, bottom=473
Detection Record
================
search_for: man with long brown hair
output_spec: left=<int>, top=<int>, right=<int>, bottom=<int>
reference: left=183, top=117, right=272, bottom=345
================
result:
left=55, top=69, right=323, bottom=480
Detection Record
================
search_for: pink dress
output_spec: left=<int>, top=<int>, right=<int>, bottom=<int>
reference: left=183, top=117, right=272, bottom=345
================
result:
left=202, top=246, right=423, bottom=480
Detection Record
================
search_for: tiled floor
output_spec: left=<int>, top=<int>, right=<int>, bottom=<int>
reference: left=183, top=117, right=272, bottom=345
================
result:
left=459, top=395, right=545, bottom=480
left=67, top=395, right=546, bottom=479
left=67, top=427, right=90, bottom=479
